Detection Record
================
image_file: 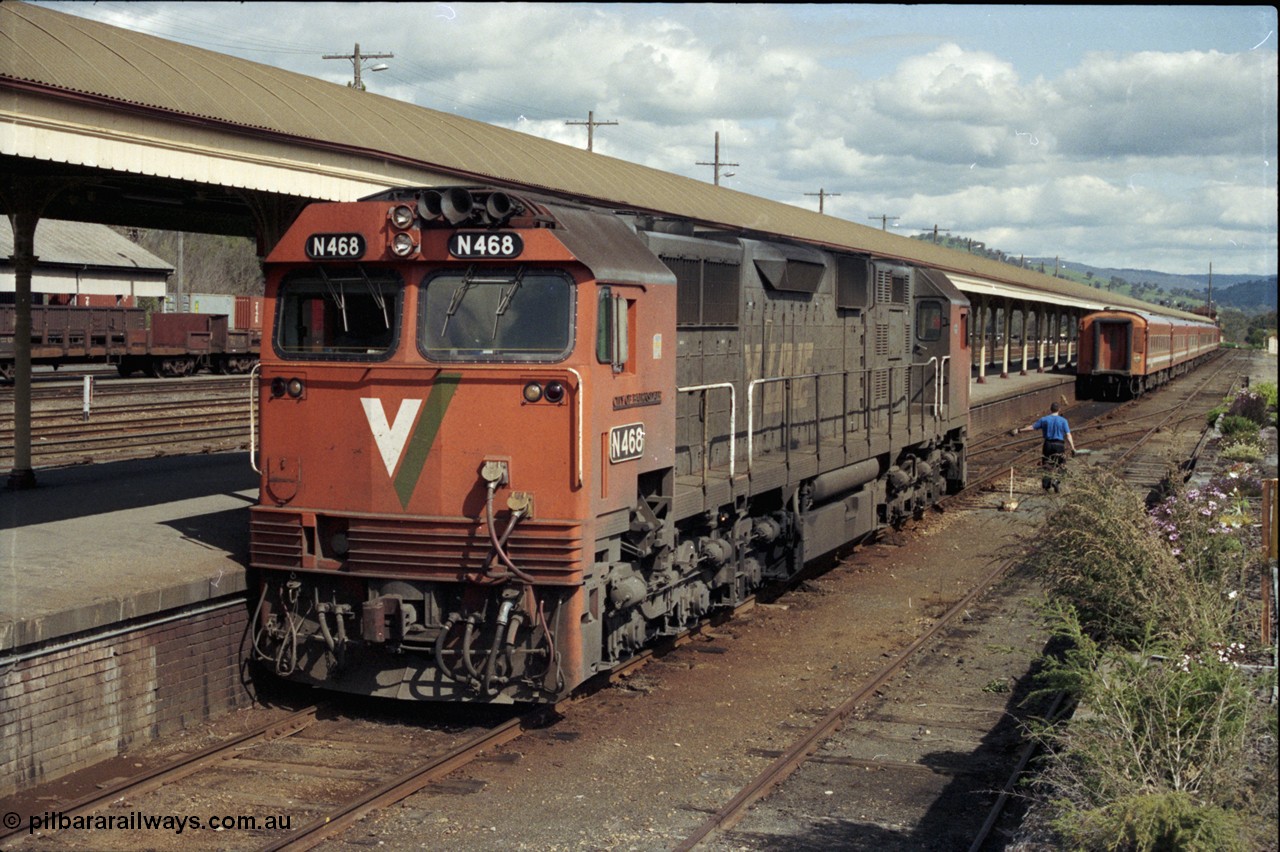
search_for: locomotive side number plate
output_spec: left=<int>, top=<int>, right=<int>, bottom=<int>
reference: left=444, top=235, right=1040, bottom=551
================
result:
left=306, top=233, right=366, bottom=260
left=449, top=232, right=524, bottom=259
left=609, top=422, right=645, bottom=464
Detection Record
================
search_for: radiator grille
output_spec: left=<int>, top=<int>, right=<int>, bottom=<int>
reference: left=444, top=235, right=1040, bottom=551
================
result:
left=252, top=513, right=583, bottom=583
left=249, top=516, right=305, bottom=569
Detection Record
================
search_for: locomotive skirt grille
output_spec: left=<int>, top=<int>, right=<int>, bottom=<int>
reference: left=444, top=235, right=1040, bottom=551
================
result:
left=250, top=512, right=583, bottom=585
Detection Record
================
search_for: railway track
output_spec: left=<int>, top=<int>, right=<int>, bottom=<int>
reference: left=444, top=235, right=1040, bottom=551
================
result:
left=667, top=354, right=1246, bottom=851
left=0, top=375, right=251, bottom=469
left=0, top=608, right=738, bottom=852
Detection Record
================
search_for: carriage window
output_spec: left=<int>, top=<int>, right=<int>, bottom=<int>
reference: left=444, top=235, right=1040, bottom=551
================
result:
left=916, top=300, right=944, bottom=342
left=419, top=267, right=573, bottom=362
left=275, top=267, right=401, bottom=359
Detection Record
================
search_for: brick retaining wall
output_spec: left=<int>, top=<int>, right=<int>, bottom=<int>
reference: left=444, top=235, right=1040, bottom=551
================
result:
left=0, top=598, right=251, bottom=797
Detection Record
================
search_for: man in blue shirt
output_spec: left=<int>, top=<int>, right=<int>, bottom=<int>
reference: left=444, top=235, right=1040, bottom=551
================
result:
left=1013, top=402, right=1076, bottom=491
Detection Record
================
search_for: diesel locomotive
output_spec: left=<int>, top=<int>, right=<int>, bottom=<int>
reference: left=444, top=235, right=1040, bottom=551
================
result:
left=248, top=186, right=970, bottom=702
left=1076, top=308, right=1220, bottom=399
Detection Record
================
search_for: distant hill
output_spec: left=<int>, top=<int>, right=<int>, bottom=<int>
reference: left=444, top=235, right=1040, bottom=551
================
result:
left=1021, top=261, right=1267, bottom=295
left=1212, top=277, right=1279, bottom=311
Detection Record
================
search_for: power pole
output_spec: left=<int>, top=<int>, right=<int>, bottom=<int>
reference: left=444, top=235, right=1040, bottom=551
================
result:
left=697, top=132, right=739, bottom=186
left=929, top=224, right=950, bottom=244
left=805, top=188, right=840, bottom=214
left=564, top=110, right=617, bottom=152
left=868, top=214, right=899, bottom=231
left=323, top=43, right=393, bottom=91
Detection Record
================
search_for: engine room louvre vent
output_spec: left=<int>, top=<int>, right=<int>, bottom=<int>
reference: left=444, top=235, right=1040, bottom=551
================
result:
left=873, top=368, right=890, bottom=404
left=875, top=268, right=893, bottom=305
left=835, top=254, right=870, bottom=310
left=893, top=270, right=911, bottom=304
left=875, top=323, right=890, bottom=356
left=665, top=256, right=740, bottom=327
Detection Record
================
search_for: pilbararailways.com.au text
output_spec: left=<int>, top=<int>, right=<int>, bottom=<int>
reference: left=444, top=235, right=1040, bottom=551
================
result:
left=18, top=810, right=292, bottom=835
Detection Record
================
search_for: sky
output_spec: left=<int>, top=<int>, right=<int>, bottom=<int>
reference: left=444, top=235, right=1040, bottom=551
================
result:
left=38, top=2, right=1280, bottom=277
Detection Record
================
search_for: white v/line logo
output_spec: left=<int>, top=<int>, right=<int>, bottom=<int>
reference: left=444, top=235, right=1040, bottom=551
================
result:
left=360, top=398, right=423, bottom=477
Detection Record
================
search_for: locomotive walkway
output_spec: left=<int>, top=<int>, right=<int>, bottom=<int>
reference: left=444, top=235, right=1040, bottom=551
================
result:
left=0, top=368, right=1073, bottom=796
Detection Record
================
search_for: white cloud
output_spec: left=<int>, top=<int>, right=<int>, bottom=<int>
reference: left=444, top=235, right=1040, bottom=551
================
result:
left=34, top=2, right=1280, bottom=275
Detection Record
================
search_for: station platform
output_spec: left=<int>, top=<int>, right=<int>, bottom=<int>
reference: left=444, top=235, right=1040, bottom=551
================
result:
left=0, top=453, right=257, bottom=654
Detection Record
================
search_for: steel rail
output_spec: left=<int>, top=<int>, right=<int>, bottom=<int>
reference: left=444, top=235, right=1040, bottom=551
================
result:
left=257, top=710, right=553, bottom=852
left=673, top=554, right=1016, bottom=851
left=0, top=704, right=322, bottom=845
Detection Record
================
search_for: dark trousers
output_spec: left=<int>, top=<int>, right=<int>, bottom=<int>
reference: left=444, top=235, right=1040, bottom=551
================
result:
left=1041, top=440, right=1066, bottom=490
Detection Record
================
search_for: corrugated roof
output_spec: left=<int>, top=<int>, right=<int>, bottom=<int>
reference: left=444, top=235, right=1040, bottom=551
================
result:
left=0, top=2, right=1206, bottom=321
left=0, top=218, right=172, bottom=272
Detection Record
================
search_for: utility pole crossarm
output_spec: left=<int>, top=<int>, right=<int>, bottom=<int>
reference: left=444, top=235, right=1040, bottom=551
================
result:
left=805, top=188, right=841, bottom=214
left=696, top=132, right=739, bottom=186
left=564, top=110, right=618, bottom=152
left=324, top=43, right=393, bottom=91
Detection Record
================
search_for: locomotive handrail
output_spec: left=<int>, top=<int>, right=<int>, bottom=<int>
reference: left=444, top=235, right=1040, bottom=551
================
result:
left=248, top=361, right=261, bottom=474
left=746, top=370, right=847, bottom=473
left=677, top=382, right=737, bottom=479
left=938, top=356, right=950, bottom=419
left=566, top=367, right=583, bottom=488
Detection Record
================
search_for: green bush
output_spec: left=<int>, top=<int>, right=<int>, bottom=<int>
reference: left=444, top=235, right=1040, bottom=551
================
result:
left=1251, top=380, right=1277, bottom=412
left=1031, top=610, right=1264, bottom=852
left=1060, top=791, right=1247, bottom=852
left=1217, top=414, right=1259, bottom=442
left=1026, top=468, right=1246, bottom=651
left=1218, top=437, right=1263, bottom=462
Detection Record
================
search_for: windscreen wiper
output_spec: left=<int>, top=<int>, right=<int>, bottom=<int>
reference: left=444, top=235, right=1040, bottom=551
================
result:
left=492, top=266, right=526, bottom=339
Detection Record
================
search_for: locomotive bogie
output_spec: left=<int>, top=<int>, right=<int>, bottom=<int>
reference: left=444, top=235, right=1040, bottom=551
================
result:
left=250, top=186, right=972, bottom=703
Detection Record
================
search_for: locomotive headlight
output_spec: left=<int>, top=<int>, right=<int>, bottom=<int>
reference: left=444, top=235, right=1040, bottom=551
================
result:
left=522, top=382, right=543, bottom=403
left=286, top=377, right=305, bottom=398
left=544, top=381, right=566, bottom=404
left=391, top=232, right=416, bottom=257
left=389, top=204, right=415, bottom=229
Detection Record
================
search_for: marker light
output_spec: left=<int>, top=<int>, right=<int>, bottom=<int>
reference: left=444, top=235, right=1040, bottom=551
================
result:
left=544, top=381, right=566, bottom=404
left=270, top=377, right=287, bottom=398
left=390, top=204, right=415, bottom=229
left=391, top=232, right=416, bottom=257
left=286, top=378, right=305, bottom=398
left=522, top=382, right=543, bottom=403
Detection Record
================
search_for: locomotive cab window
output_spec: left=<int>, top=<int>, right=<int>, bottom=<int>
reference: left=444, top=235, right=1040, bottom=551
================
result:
left=916, top=300, right=944, bottom=342
left=419, top=267, right=574, bottom=362
left=596, top=286, right=630, bottom=372
left=275, top=267, right=401, bottom=359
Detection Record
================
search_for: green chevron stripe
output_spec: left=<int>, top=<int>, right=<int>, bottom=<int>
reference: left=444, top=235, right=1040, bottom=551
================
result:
left=393, top=373, right=461, bottom=508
